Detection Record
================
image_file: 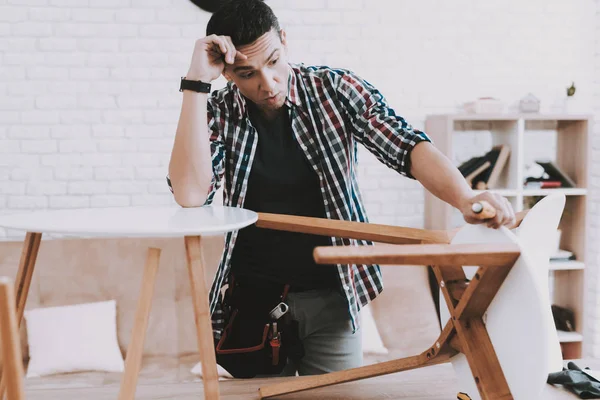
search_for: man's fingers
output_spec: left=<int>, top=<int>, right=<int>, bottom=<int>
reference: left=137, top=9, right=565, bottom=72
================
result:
left=208, top=35, right=228, bottom=56
left=465, top=194, right=516, bottom=229
left=488, top=209, right=503, bottom=229
left=204, top=35, right=246, bottom=64
left=482, top=194, right=505, bottom=229
left=503, top=198, right=515, bottom=226
left=222, top=36, right=244, bottom=64
left=222, top=37, right=236, bottom=64
left=235, top=51, right=248, bottom=61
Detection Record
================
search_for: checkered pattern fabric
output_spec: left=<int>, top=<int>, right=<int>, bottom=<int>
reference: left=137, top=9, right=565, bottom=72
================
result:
left=167, top=63, right=431, bottom=338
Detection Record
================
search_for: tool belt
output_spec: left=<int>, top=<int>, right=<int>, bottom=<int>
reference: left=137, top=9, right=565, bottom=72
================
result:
left=215, top=275, right=304, bottom=378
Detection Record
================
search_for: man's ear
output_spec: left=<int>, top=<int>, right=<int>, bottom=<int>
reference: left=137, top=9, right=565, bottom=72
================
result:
left=280, top=29, right=288, bottom=52
left=222, top=69, right=233, bottom=82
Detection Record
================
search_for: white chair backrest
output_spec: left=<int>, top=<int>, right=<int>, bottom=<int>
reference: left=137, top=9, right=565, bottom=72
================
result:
left=442, top=194, right=565, bottom=400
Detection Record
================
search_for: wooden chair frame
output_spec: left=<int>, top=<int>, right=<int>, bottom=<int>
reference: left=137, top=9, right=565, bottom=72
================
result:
left=257, top=209, right=528, bottom=400
left=0, top=277, right=26, bottom=400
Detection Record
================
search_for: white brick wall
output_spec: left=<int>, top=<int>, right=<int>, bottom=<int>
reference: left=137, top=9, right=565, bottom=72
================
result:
left=1, top=0, right=599, bottom=351
left=587, top=0, right=600, bottom=358
left=0, top=0, right=594, bottom=218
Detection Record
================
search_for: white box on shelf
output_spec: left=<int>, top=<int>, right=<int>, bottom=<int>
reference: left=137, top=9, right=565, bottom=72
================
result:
left=463, top=98, right=504, bottom=114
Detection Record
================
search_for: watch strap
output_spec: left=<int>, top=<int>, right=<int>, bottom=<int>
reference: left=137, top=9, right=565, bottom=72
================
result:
left=179, top=77, right=211, bottom=93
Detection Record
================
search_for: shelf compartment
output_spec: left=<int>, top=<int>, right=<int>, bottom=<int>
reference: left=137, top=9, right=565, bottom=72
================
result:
left=424, top=114, right=591, bottom=360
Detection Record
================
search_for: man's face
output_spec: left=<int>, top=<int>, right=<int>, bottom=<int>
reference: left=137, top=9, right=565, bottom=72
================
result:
left=224, top=29, right=289, bottom=112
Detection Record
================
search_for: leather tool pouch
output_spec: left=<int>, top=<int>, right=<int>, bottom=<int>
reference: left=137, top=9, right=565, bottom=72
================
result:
left=215, top=275, right=304, bottom=378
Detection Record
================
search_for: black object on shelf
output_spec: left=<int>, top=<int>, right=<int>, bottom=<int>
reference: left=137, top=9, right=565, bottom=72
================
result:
left=525, top=160, right=576, bottom=188
left=551, top=304, right=575, bottom=332
left=457, top=145, right=510, bottom=190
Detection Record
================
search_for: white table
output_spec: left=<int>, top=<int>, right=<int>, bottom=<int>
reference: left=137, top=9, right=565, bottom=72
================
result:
left=0, top=206, right=258, bottom=400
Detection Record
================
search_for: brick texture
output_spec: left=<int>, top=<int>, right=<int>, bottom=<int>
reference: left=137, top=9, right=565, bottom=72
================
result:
left=0, top=0, right=599, bottom=354
left=586, top=0, right=600, bottom=358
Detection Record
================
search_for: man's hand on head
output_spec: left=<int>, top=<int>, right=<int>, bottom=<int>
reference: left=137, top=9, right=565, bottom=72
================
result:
left=459, top=191, right=516, bottom=229
left=187, top=35, right=247, bottom=83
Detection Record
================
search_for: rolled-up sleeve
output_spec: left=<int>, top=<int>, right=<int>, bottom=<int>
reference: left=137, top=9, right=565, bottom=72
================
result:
left=336, top=70, right=431, bottom=179
left=166, top=97, right=225, bottom=205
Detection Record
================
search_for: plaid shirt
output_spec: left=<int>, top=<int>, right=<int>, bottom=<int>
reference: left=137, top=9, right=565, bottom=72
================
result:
left=168, top=63, right=431, bottom=338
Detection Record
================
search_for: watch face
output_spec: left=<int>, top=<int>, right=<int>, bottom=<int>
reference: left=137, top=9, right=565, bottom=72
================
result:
left=189, top=0, right=221, bottom=13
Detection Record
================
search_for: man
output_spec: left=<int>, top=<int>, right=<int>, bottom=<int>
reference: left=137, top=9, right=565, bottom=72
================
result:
left=167, top=0, right=515, bottom=377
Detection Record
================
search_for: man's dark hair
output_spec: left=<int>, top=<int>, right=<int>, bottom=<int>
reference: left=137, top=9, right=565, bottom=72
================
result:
left=206, top=0, right=281, bottom=47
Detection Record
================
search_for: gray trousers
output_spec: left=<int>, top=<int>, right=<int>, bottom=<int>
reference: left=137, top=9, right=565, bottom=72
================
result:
left=279, top=287, right=363, bottom=376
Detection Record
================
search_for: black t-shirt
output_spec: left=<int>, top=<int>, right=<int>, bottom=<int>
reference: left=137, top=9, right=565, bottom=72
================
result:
left=229, top=103, right=339, bottom=291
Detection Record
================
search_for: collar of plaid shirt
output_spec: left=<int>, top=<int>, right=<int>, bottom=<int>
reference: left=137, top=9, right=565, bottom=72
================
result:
left=169, top=63, right=431, bottom=338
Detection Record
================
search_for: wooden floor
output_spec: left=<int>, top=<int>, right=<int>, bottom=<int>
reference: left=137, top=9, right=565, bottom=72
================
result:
left=24, top=364, right=579, bottom=400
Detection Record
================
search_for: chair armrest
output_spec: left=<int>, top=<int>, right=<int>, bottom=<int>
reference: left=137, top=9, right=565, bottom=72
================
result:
left=256, top=212, right=451, bottom=244
left=313, top=243, right=520, bottom=267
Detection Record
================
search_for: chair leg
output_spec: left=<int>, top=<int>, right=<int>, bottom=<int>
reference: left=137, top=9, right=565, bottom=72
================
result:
left=454, top=318, right=512, bottom=399
left=0, top=278, right=25, bottom=400
left=0, top=232, right=42, bottom=400
left=118, top=248, right=161, bottom=400
left=184, top=236, right=220, bottom=400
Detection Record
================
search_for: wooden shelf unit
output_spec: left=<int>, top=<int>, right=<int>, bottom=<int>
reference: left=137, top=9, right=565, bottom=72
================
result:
left=424, top=113, right=592, bottom=359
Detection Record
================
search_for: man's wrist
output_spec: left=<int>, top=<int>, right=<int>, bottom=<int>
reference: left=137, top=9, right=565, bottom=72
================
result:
left=185, top=71, right=213, bottom=83
left=180, top=76, right=212, bottom=94
left=456, top=189, right=475, bottom=211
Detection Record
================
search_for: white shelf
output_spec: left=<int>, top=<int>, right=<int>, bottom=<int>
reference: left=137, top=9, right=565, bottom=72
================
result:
left=473, top=189, right=520, bottom=197
left=557, top=331, right=583, bottom=343
left=425, top=113, right=590, bottom=359
left=522, top=188, right=588, bottom=196
left=549, top=261, right=585, bottom=271
left=473, top=188, right=587, bottom=197
left=429, top=113, right=593, bottom=122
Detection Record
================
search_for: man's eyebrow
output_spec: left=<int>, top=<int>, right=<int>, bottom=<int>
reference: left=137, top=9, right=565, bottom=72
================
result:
left=265, top=48, right=279, bottom=62
left=232, top=49, right=280, bottom=74
left=233, top=65, right=254, bottom=73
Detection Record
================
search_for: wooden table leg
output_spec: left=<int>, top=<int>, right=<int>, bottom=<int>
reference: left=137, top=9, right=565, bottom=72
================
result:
left=0, top=232, right=42, bottom=400
left=118, top=248, right=161, bottom=400
left=0, top=278, right=25, bottom=400
left=184, top=236, right=220, bottom=400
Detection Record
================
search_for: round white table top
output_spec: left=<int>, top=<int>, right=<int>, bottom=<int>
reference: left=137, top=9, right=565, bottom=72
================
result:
left=0, top=206, right=258, bottom=238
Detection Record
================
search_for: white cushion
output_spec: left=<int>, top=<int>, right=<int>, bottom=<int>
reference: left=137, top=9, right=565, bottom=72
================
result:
left=24, top=300, right=125, bottom=378
left=361, top=304, right=388, bottom=355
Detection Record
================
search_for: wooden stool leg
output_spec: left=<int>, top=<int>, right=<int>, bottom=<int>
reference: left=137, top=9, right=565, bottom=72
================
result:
left=184, top=236, right=220, bottom=400
left=0, top=232, right=42, bottom=400
left=118, top=248, right=161, bottom=400
left=0, top=278, right=25, bottom=400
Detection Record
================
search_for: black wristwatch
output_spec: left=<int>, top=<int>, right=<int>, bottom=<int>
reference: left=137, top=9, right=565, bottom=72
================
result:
left=179, top=77, right=212, bottom=93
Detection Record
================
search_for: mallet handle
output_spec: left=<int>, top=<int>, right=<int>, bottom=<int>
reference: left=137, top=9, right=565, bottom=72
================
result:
left=471, top=200, right=496, bottom=219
